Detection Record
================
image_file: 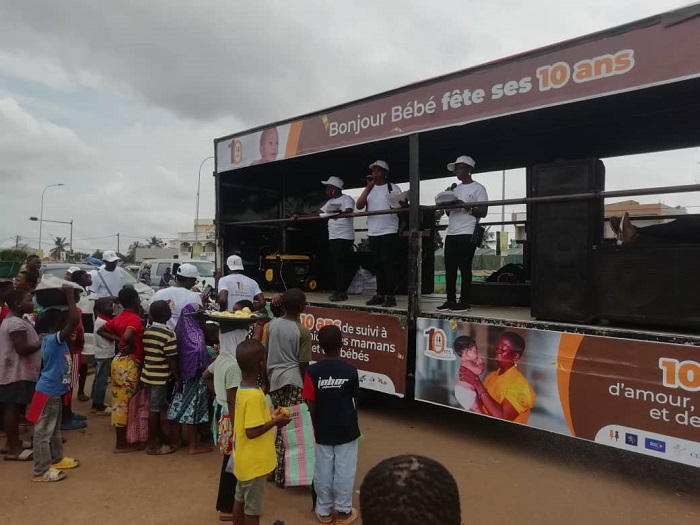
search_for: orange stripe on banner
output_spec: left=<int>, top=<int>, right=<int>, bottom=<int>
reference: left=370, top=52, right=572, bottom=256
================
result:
left=285, top=121, right=303, bottom=158
left=557, top=333, right=584, bottom=436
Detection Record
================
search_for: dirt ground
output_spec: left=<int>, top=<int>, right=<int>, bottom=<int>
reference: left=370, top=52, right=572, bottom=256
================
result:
left=1, top=388, right=698, bottom=525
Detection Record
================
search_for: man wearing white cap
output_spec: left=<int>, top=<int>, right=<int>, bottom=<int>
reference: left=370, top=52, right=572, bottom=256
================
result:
left=217, top=255, right=265, bottom=312
left=64, top=266, right=82, bottom=281
left=89, top=250, right=131, bottom=299
left=437, top=156, right=488, bottom=312
left=356, top=160, right=403, bottom=307
left=151, top=263, right=203, bottom=329
left=292, top=176, right=356, bottom=301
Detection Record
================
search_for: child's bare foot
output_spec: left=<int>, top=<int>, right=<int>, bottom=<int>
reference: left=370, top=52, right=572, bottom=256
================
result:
left=188, top=445, right=212, bottom=455
left=113, top=443, right=145, bottom=454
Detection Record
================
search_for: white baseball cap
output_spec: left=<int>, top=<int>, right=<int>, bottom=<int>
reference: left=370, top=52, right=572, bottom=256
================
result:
left=102, top=250, right=121, bottom=262
left=67, top=266, right=81, bottom=274
left=321, top=176, right=344, bottom=189
left=226, top=255, right=244, bottom=271
left=177, top=263, right=200, bottom=279
left=369, top=160, right=390, bottom=172
left=447, top=155, right=476, bottom=172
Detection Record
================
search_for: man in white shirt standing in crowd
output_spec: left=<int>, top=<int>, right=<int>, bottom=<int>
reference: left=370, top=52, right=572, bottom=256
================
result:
left=89, top=250, right=131, bottom=299
left=356, top=160, right=402, bottom=307
left=217, top=255, right=266, bottom=312
left=292, top=176, right=356, bottom=302
left=437, top=156, right=488, bottom=312
left=150, top=263, right=203, bottom=329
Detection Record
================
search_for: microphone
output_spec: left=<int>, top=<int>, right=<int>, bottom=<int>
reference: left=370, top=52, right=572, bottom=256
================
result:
left=446, top=183, right=457, bottom=191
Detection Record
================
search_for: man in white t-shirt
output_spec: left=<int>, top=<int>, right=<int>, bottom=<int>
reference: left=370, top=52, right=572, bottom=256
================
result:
left=437, top=155, right=489, bottom=312
left=89, top=250, right=131, bottom=298
left=292, top=176, right=356, bottom=302
left=356, top=160, right=403, bottom=307
left=217, top=255, right=265, bottom=312
left=150, top=263, right=203, bottom=329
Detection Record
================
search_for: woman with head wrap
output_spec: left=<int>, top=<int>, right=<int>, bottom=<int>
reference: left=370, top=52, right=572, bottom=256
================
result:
left=166, top=303, right=211, bottom=455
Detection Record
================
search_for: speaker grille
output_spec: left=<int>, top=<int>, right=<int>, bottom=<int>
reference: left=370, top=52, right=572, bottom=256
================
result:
left=529, top=159, right=605, bottom=323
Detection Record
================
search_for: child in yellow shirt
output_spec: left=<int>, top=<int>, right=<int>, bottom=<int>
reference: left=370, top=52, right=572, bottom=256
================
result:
left=233, top=340, right=290, bottom=524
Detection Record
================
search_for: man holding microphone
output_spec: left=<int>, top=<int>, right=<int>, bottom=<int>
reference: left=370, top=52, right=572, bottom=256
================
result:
left=356, top=160, right=403, bottom=308
left=437, top=155, right=488, bottom=312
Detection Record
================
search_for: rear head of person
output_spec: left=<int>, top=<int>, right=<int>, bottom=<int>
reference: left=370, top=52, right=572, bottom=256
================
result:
left=318, top=324, right=342, bottom=355
left=236, top=339, right=266, bottom=376
left=149, top=300, right=171, bottom=324
left=176, top=263, right=199, bottom=288
left=281, top=288, right=306, bottom=314
left=25, top=254, right=41, bottom=272
left=360, top=455, right=461, bottom=525
left=94, top=297, right=115, bottom=318
left=203, top=322, right=220, bottom=345
left=118, top=286, right=140, bottom=311
left=233, top=299, right=254, bottom=311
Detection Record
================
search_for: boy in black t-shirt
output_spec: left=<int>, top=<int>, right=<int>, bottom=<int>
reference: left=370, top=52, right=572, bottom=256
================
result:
left=302, top=325, right=360, bottom=525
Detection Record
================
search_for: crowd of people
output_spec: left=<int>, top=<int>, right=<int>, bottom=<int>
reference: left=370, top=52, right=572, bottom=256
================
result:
left=0, top=252, right=464, bottom=523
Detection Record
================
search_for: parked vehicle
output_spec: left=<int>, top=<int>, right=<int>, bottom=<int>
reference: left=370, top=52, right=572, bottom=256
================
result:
left=41, top=263, right=154, bottom=332
left=139, top=259, right=215, bottom=291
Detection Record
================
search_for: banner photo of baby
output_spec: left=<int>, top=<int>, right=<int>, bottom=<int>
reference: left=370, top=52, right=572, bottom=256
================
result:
left=415, top=317, right=700, bottom=468
left=216, top=124, right=293, bottom=172
left=414, top=318, right=569, bottom=434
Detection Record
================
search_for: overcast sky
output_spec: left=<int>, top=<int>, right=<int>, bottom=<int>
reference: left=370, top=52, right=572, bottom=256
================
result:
left=1, top=0, right=697, bottom=255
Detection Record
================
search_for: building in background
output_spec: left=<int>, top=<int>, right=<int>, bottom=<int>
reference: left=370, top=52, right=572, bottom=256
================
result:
left=134, top=246, right=179, bottom=263
left=172, top=219, right=216, bottom=261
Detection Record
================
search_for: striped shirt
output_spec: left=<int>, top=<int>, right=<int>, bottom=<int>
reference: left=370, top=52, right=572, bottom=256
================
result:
left=141, top=323, right=177, bottom=386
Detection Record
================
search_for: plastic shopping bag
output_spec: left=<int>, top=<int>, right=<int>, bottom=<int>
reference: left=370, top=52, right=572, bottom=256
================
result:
left=281, top=403, right=316, bottom=487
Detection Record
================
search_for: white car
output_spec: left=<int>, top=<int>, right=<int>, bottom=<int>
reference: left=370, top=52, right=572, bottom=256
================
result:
left=41, top=263, right=154, bottom=332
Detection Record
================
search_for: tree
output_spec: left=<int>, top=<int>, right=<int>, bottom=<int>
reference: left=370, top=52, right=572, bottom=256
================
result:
left=49, top=236, right=68, bottom=260
left=91, top=249, right=103, bottom=260
left=146, top=236, right=165, bottom=248
left=0, top=249, right=30, bottom=263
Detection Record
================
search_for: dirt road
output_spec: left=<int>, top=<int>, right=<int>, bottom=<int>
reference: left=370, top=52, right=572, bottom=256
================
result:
left=1, top=391, right=697, bottom=524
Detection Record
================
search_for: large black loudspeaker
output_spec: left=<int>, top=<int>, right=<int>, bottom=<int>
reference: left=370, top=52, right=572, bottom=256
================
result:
left=529, top=158, right=605, bottom=323
left=595, top=244, right=700, bottom=329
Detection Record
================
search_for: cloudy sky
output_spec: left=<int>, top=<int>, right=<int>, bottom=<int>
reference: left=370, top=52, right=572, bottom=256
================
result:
left=1, top=0, right=697, bottom=255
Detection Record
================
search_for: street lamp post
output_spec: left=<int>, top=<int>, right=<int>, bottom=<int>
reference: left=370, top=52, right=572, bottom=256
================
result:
left=30, top=217, right=73, bottom=259
left=39, top=183, right=64, bottom=255
left=194, top=156, right=215, bottom=257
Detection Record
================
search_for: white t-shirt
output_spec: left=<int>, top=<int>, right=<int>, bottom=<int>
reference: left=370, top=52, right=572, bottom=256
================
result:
left=321, top=194, right=356, bottom=240
left=150, top=286, right=202, bottom=330
left=89, top=266, right=131, bottom=298
left=446, top=182, right=489, bottom=236
left=366, top=182, right=402, bottom=236
left=218, top=273, right=262, bottom=311
left=93, top=317, right=116, bottom=359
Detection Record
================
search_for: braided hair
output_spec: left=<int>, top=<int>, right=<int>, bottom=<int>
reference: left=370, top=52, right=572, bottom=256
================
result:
left=360, top=455, right=461, bottom=525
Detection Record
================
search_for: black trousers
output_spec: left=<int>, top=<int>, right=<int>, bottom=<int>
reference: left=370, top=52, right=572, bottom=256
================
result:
left=444, top=234, right=477, bottom=303
left=215, top=404, right=237, bottom=513
left=369, top=233, right=400, bottom=296
left=329, top=239, right=355, bottom=293
left=638, top=216, right=700, bottom=244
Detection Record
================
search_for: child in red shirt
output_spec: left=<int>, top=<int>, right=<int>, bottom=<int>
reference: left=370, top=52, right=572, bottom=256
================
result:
left=96, top=287, right=145, bottom=453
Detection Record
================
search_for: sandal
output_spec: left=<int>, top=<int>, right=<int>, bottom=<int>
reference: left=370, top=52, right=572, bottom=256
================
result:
left=337, top=508, right=359, bottom=525
left=78, top=394, right=90, bottom=402
left=4, top=449, right=33, bottom=461
left=51, top=457, right=80, bottom=469
left=315, top=513, right=333, bottom=524
left=32, top=468, right=67, bottom=482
